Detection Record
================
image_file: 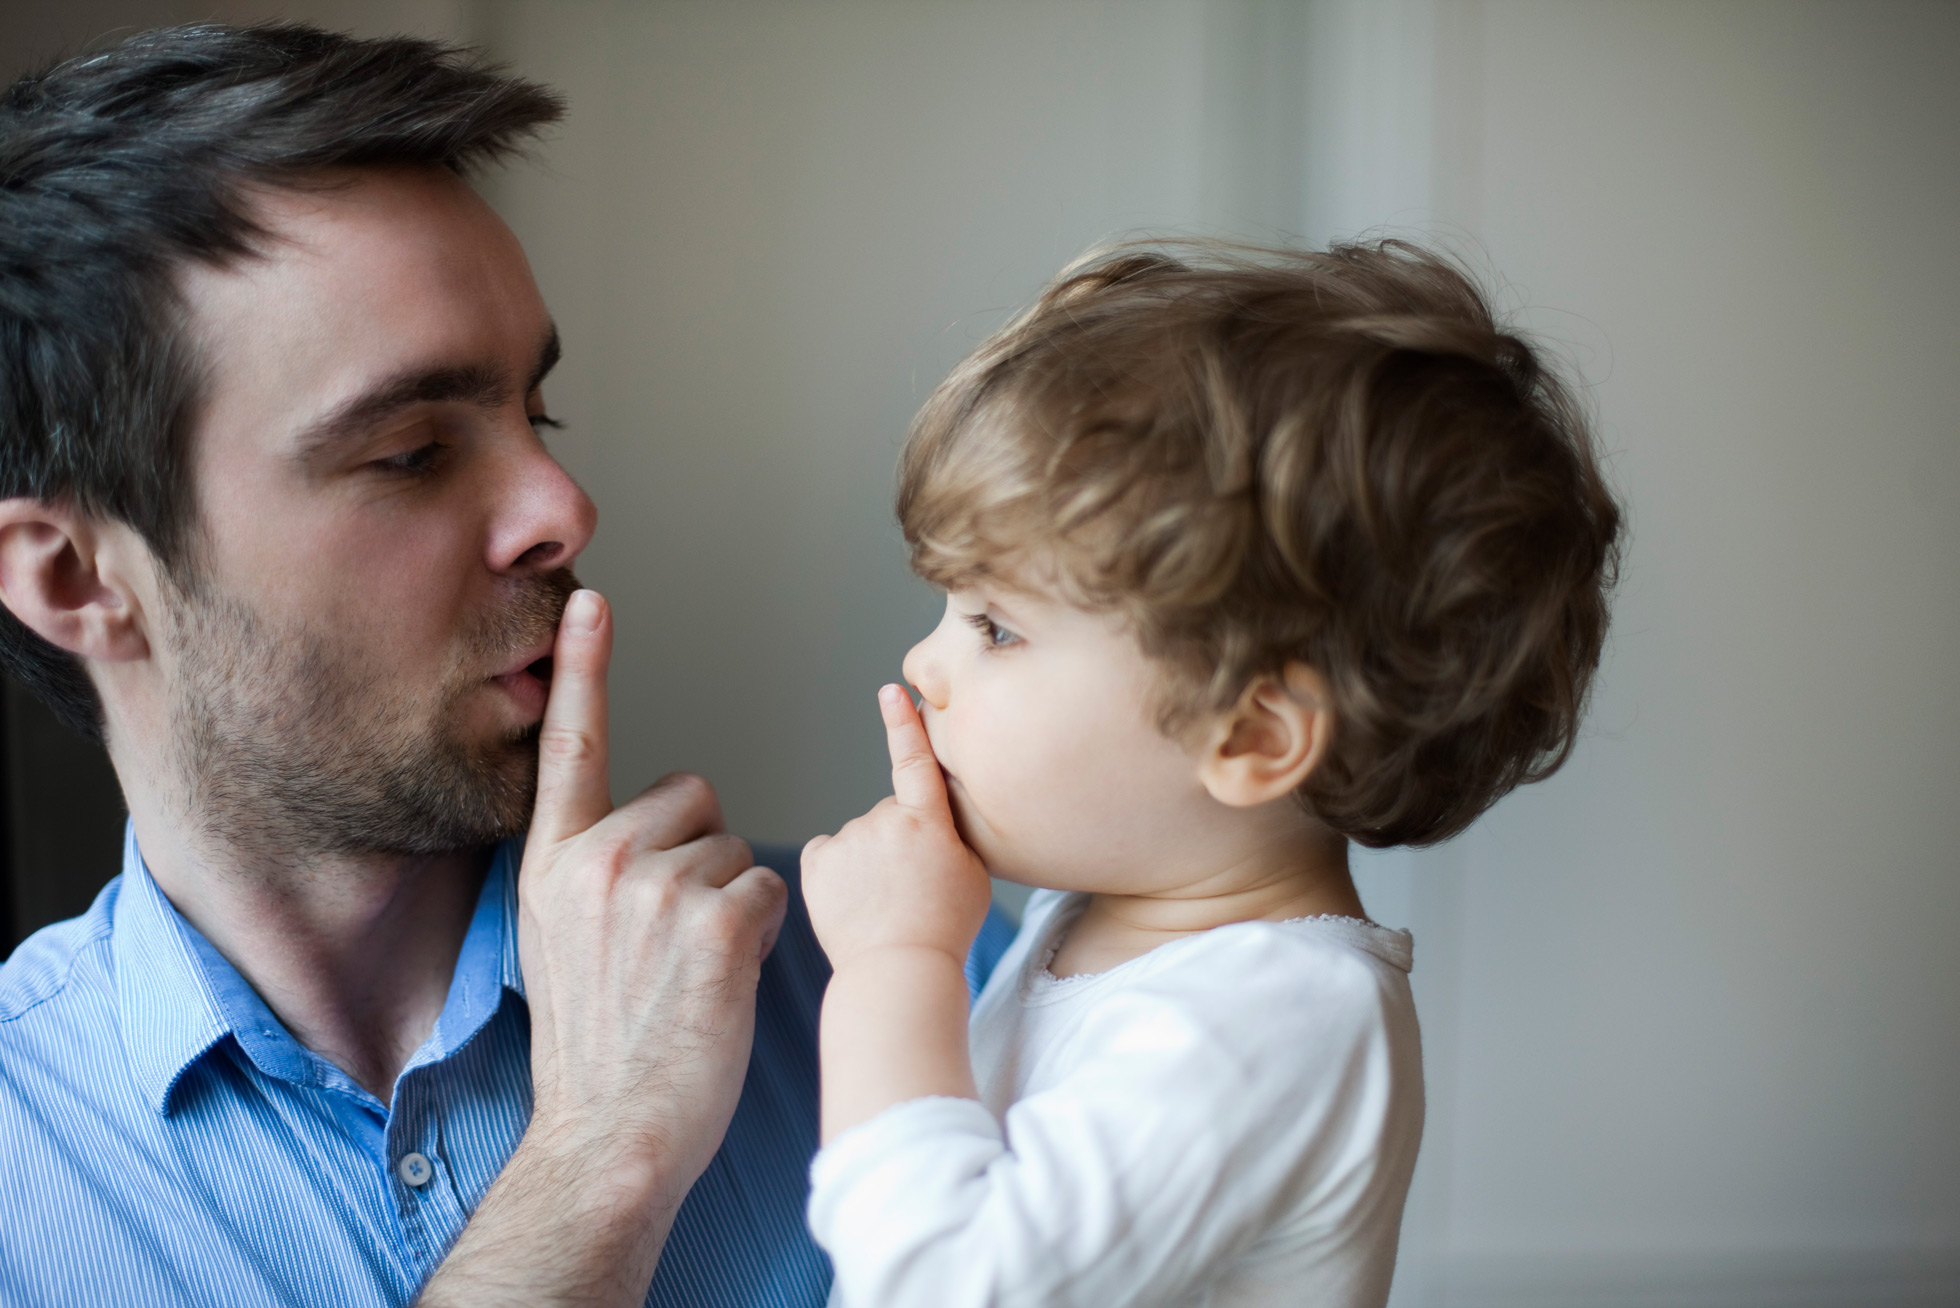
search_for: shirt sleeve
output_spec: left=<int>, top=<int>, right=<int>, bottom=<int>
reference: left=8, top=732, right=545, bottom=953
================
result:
left=806, top=929, right=1414, bottom=1308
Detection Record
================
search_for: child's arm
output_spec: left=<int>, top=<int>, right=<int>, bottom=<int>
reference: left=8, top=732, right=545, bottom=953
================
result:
left=804, top=922, right=1421, bottom=1308
left=801, top=684, right=994, bottom=1143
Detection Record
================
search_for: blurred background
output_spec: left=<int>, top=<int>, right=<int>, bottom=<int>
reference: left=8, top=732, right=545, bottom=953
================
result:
left=3, top=2, right=1956, bottom=1305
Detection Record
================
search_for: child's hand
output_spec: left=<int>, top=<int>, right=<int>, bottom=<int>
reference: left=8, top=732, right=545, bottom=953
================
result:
left=806, top=685, right=990, bottom=1140
left=803, top=684, right=993, bottom=973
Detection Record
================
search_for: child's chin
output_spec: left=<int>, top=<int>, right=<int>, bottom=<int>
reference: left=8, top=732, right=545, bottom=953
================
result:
left=944, top=789, right=1040, bottom=884
left=949, top=808, right=1008, bottom=876
left=968, top=841, right=1041, bottom=891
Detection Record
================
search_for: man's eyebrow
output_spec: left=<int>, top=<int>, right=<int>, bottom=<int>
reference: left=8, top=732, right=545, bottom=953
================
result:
left=293, top=362, right=507, bottom=460
left=291, top=324, right=560, bottom=461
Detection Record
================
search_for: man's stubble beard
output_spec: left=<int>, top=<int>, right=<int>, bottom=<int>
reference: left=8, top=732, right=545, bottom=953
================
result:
left=163, top=568, right=579, bottom=860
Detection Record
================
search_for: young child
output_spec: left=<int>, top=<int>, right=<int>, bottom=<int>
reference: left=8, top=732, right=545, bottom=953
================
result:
left=800, top=241, right=1622, bottom=1308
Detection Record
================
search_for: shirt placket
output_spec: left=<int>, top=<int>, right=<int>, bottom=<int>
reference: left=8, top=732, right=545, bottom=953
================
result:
left=383, top=1069, right=471, bottom=1277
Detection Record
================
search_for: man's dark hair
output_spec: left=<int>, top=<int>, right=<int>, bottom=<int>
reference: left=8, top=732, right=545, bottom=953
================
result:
left=0, top=23, right=562, bottom=738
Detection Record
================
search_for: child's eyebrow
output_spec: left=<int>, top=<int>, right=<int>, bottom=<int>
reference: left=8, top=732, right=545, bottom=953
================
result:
left=985, top=595, right=1037, bottom=628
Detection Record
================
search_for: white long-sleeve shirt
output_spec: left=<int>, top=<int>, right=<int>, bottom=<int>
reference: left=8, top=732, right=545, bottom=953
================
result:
left=808, top=889, right=1424, bottom=1308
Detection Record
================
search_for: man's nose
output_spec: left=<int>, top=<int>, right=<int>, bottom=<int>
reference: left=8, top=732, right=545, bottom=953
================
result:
left=901, top=633, right=949, bottom=711
left=488, top=425, right=598, bottom=574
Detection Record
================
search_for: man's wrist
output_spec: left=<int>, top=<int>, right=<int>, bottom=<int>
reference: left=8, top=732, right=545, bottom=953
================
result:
left=416, top=1118, right=679, bottom=1308
left=514, top=1102, right=692, bottom=1216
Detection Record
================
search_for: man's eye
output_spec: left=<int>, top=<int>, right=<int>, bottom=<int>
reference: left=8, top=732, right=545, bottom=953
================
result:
left=529, top=413, right=564, bottom=431
left=963, top=612, right=1020, bottom=649
left=372, top=443, right=447, bottom=475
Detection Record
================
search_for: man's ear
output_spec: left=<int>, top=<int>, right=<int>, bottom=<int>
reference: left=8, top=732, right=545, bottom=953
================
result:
left=1196, top=662, right=1335, bottom=808
left=0, top=499, right=150, bottom=664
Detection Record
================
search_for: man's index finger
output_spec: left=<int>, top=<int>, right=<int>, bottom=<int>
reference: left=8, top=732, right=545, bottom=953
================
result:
left=530, top=588, right=614, bottom=845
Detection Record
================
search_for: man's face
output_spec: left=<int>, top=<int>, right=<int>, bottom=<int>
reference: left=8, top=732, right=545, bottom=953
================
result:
left=162, top=166, right=595, bottom=858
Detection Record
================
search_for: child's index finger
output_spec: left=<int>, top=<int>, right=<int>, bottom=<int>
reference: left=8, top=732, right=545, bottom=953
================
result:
left=880, top=683, right=949, bottom=812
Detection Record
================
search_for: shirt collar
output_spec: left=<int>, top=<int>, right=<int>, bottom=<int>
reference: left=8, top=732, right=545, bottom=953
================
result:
left=113, top=823, right=526, bottom=1116
left=112, top=825, right=230, bottom=1115
left=430, top=837, right=527, bottom=1057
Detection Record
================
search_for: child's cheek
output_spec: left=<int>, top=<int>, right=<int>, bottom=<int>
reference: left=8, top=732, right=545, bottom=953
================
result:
left=942, top=779, right=981, bottom=850
left=946, top=760, right=1023, bottom=876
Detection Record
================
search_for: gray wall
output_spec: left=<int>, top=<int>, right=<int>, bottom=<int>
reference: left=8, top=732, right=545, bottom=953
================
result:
left=472, top=0, right=1335, bottom=855
left=474, top=5, right=1960, bottom=1303
left=3, top=4, right=1956, bottom=1305
left=1301, top=4, right=1960, bottom=1305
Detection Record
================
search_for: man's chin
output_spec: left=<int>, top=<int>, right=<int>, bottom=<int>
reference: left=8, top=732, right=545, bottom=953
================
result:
left=331, top=731, right=541, bottom=856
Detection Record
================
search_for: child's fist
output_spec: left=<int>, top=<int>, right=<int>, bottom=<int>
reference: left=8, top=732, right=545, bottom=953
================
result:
left=802, top=684, right=993, bottom=971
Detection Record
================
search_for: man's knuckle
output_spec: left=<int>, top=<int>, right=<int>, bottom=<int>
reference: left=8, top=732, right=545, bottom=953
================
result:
left=707, top=831, right=753, bottom=868
left=751, top=865, right=787, bottom=903
left=571, top=823, right=629, bottom=867
left=656, top=771, right=715, bottom=807
left=628, top=872, right=686, bottom=916
left=540, top=725, right=597, bottom=769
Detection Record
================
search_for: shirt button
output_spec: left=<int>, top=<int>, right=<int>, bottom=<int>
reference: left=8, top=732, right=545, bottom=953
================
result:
left=397, top=1152, right=434, bottom=1188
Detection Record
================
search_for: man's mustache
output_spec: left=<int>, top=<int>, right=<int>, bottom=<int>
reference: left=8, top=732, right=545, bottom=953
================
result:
left=472, top=568, right=582, bottom=670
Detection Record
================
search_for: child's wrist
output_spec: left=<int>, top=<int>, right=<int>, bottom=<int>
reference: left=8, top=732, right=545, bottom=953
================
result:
left=826, top=939, right=970, bottom=981
left=819, top=943, right=979, bottom=1143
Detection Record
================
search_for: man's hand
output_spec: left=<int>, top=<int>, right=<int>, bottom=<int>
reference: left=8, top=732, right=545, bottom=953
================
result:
left=518, top=589, right=786, bottom=1192
left=419, top=589, right=787, bottom=1308
left=802, top=685, right=993, bottom=1143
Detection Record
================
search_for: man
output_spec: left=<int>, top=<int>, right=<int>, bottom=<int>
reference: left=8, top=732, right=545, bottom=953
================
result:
left=0, top=23, right=980, bottom=1307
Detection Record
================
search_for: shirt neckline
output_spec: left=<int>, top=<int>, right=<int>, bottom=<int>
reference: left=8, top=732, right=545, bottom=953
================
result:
left=112, top=822, right=526, bottom=1116
left=1018, top=890, right=1414, bottom=1004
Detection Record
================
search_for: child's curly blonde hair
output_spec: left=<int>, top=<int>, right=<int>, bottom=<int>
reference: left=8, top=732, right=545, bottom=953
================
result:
left=898, top=240, right=1623, bottom=848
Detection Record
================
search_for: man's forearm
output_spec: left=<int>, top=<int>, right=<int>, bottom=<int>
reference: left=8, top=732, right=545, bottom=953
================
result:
left=416, top=1120, right=678, bottom=1308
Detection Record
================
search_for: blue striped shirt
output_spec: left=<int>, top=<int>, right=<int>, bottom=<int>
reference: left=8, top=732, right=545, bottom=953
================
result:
left=0, top=826, right=883, bottom=1306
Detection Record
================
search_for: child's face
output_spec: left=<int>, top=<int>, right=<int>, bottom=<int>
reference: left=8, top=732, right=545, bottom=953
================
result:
left=901, top=580, right=1232, bottom=893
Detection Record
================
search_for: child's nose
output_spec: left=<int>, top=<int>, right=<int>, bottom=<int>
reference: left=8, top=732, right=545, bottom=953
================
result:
left=901, top=637, right=948, bottom=711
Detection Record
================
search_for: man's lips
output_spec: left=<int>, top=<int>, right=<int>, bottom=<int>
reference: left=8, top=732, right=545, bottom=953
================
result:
left=495, top=638, right=557, bottom=681
left=490, top=642, right=555, bottom=718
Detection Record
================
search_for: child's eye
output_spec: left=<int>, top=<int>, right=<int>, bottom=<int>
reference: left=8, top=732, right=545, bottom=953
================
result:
left=964, top=612, right=1020, bottom=650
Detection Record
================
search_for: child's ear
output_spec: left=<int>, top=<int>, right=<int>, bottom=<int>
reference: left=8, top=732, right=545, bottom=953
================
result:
left=1196, top=663, right=1335, bottom=808
left=0, top=499, right=151, bottom=665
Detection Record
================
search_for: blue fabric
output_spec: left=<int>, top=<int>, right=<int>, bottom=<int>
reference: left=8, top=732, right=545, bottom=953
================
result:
left=966, top=902, right=1018, bottom=1006
left=0, top=826, right=841, bottom=1307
